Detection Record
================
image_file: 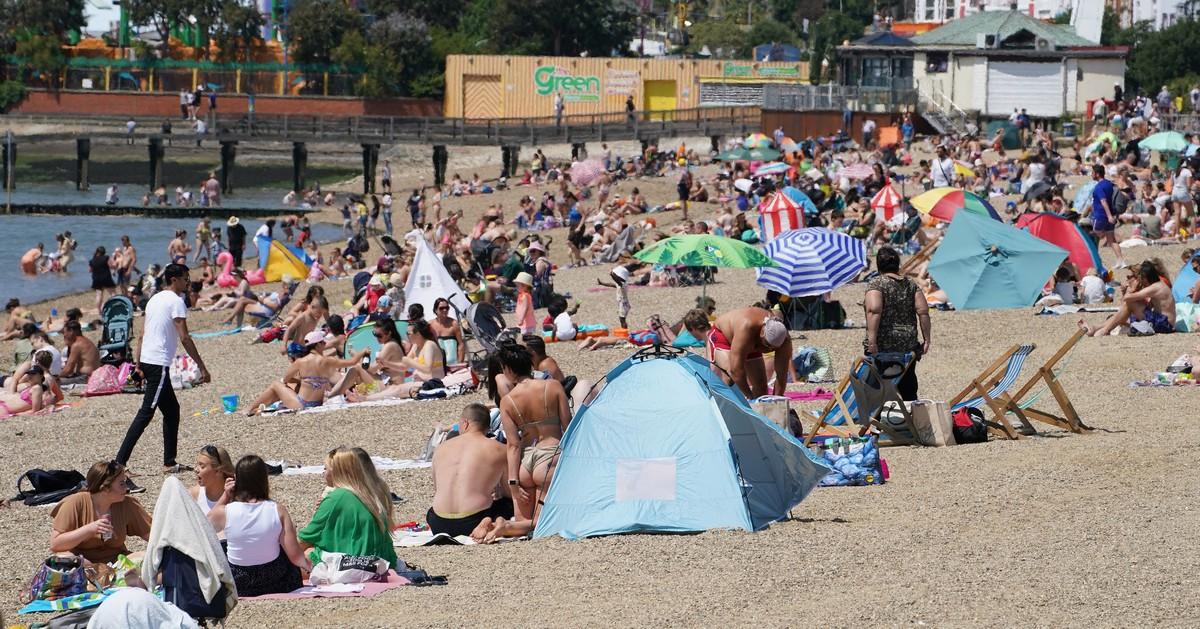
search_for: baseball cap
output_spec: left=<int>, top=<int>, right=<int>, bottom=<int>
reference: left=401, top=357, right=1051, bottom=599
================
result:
left=761, top=318, right=788, bottom=348
left=304, top=330, right=330, bottom=347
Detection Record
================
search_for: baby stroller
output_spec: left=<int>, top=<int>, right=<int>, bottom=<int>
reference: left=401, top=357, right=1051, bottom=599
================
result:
left=453, top=299, right=509, bottom=378
left=98, top=295, right=135, bottom=366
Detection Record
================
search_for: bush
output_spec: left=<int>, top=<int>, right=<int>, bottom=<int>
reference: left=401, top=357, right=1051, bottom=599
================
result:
left=0, top=81, right=28, bottom=113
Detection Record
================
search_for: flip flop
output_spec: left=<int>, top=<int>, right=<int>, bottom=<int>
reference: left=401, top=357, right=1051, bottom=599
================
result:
left=163, top=464, right=193, bottom=474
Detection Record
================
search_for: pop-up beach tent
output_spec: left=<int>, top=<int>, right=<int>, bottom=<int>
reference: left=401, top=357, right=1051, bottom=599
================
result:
left=405, top=236, right=471, bottom=317
left=254, top=237, right=311, bottom=283
left=533, top=348, right=831, bottom=540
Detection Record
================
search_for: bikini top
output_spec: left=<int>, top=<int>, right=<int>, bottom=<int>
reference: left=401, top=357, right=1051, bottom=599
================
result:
left=506, top=380, right=560, bottom=441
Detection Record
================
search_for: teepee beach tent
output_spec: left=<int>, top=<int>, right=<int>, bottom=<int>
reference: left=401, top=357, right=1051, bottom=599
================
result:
left=404, top=236, right=471, bottom=318
left=533, top=347, right=831, bottom=540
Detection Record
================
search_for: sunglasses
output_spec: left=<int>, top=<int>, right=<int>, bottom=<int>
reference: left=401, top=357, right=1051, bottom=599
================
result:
left=201, top=444, right=220, bottom=460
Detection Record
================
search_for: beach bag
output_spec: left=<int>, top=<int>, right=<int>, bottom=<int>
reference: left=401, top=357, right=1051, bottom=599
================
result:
left=309, top=553, right=389, bottom=585
left=951, top=408, right=989, bottom=444
left=19, top=555, right=89, bottom=604
left=16, top=469, right=85, bottom=507
left=814, top=436, right=885, bottom=487
left=170, top=353, right=202, bottom=390
left=83, top=365, right=124, bottom=397
left=910, top=400, right=955, bottom=447
left=751, top=396, right=803, bottom=437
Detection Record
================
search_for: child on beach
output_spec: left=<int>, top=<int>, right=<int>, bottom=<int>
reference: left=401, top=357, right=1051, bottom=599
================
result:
left=596, top=266, right=631, bottom=329
left=514, top=272, right=536, bottom=335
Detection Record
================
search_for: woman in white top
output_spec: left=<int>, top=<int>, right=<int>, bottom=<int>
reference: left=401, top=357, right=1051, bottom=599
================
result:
left=188, top=445, right=234, bottom=532
left=208, top=455, right=309, bottom=596
left=1172, top=162, right=1194, bottom=235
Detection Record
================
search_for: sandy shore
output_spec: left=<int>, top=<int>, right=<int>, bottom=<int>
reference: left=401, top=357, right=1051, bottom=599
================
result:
left=2, top=140, right=1199, bottom=627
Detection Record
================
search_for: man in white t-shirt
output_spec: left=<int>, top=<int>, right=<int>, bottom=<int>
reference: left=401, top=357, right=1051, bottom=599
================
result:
left=29, top=331, right=62, bottom=377
left=930, top=146, right=957, bottom=189
left=116, top=263, right=209, bottom=480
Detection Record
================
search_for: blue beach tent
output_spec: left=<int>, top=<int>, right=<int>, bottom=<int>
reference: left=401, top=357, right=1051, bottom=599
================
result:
left=533, top=349, right=831, bottom=541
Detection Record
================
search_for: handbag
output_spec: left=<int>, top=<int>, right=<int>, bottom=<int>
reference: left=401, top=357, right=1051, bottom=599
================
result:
left=910, top=400, right=955, bottom=447
left=309, top=553, right=389, bottom=585
left=813, top=436, right=886, bottom=487
left=20, top=555, right=90, bottom=604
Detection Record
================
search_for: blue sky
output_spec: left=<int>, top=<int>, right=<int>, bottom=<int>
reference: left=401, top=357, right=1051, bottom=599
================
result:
left=85, top=0, right=121, bottom=36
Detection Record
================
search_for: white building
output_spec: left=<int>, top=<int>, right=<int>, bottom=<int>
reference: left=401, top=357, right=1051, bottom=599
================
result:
left=914, top=0, right=1074, bottom=22
left=1108, top=0, right=1185, bottom=30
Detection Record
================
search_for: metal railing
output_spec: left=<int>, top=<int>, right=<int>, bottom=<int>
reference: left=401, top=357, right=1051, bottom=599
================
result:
left=763, top=84, right=918, bottom=112
left=917, top=86, right=970, bottom=134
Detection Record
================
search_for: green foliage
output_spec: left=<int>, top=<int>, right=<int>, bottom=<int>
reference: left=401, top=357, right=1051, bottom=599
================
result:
left=1099, top=6, right=1121, bottom=45
left=364, top=0, right=466, bottom=29
left=744, top=18, right=795, bottom=55
left=1124, top=18, right=1200, bottom=93
left=124, top=0, right=217, bottom=50
left=288, top=0, right=363, bottom=64
left=488, top=0, right=638, bottom=56
left=11, top=0, right=87, bottom=40
left=685, top=19, right=745, bottom=58
left=0, top=80, right=27, bottom=112
left=1051, top=10, right=1071, bottom=25
left=808, top=11, right=864, bottom=83
left=213, top=0, right=265, bottom=62
left=15, top=35, right=67, bottom=83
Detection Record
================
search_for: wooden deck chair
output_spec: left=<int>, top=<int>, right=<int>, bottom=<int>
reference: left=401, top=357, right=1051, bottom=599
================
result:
left=899, top=237, right=940, bottom=277
left=1004, top=329, right=1090, bottom=434
left=849, top=353, right=918, bottom=446
left=803, top=353, right=916, bottom=446
left=948, top=344, right=1036, bottom=440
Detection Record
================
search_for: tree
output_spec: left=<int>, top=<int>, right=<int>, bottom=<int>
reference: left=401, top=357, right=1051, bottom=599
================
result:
left=1124, top=18, right=1200, bottom=92
left=368, top=12, right=433, bottom=91
left=685, top=19, right=745, bottom=57
left=744, top=17, right=794, bottom=56
left=1099, top=6, right=1121, bottom=45
left=12, top=0, right=87, bottom=41
left=287, top=0, right=363, bottom=64
left=363, top=0, right=466, bottom=29
left=212, top=0, right=265, bottom=62
left=14, top=35, right=67, bottom=88
left=124, top=0, right=220, bottom=52
left=489, top=0, right=638, bottom=56
left=808, top=10, right=864, bottom=83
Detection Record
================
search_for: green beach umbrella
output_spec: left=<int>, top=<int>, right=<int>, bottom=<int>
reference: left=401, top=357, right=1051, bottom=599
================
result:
left=635, top=234, right=778, bottom=269
left=716, top=147, right=751, bottom=161
left=747, top=147, right=782, bottom=161
left=1140, top=131, right=1188, bottom=153
left=927, top=211, right=1068, bottom=310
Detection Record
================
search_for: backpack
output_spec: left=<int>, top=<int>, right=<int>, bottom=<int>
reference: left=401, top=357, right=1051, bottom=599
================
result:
left=16, top=469, right=85, bottom=507
left=952, top=408, right=989, bottom=444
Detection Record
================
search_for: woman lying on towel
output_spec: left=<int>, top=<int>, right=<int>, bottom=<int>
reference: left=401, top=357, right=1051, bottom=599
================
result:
left=0, top=363, right=48, bottom=418
left=298, top=447, right=397, bottom=568
left=207, top=455, right=310, bottom=596
left=245, top=331, right=371, bottom=415
left=332, top=318, right=446, bottom=400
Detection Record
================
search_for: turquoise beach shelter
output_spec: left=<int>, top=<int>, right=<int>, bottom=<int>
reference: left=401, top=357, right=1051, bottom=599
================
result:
left=533, top=350, right=831, bottom=541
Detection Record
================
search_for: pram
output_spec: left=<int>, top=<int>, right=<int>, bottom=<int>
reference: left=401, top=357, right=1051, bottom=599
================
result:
left=98, top=295, right=135, bottom=366
left=452, top=298, right=510, bottom=378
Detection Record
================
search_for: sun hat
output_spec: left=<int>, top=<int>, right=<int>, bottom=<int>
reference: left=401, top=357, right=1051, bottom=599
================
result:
left=389, top=272, right=404, bottom=288
left=226, top=216, right=240, bottom=227
left=303, top=330, right=330, bottom=346
left=514, top=272, right=534, bottom=286
left=368, top=275, right=384, bottom=287
left=610, top=266, right=630, bottom=283
left=527, top=241, right=546, bottom=254
left=762, top=318, right=788, bottom=348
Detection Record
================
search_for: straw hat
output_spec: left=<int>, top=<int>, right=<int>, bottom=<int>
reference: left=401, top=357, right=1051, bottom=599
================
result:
left=389, top=272, right=404, bottom=288
left=226, top=216, right=240, bottom=227
left=514, top=272, right=534, bottom=286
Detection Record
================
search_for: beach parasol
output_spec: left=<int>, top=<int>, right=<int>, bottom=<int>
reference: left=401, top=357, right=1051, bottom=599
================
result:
left=754, top=162, right=791, bottom=176
left=1016, top=212, right=1105, bottom=277
left=759, top=191, right=803, bottom=241
left=734, top=178, right=753, bottom=193
left=928, top=211, right=1068, bottom=310
left=779, top=137, right=799, bottom=152
left=1140, top=131, right=1188, bottom=153
left=745, top=133, right=772, bottom=149
left=634, top=234, right=777, bottom=269
left=838, top=163, right=875, bottom=180
left=568, top=159, right=606, bottom=186
left=909, top=187, right=1001, bottom=223
left=954, top=160, right=976, bottom=178
left=716, top=147, right=751, bottom=162
left=756, top=228, right=867, bottom=297
left=870, top=183, right=904, bottom=222
left=747, top=147, right=782, bottom=161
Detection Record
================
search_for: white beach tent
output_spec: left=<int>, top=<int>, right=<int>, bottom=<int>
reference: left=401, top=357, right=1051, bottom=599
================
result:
left=404, top=235, right=471, bottom=317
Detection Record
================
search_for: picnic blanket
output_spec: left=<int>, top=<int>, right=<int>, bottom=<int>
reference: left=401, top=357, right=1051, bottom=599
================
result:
left=281, top=455, right=430, bottom=476
left=239, top=572, right=409, bottom=600
left=19, top=589, right=117, bottom=614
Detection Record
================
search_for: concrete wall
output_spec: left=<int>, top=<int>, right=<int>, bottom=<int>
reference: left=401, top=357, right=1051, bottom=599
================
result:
left=10, top=90, right=443, bottom=118
left=1073, top=58, right=1125, bottom=112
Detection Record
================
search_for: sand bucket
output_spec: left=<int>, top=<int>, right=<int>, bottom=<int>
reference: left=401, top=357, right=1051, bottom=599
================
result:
left=221, top=394, right=239, bottom=414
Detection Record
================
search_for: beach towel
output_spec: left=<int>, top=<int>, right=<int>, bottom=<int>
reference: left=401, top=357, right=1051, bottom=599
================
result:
left=281, top=456, right=430, bottom=476
left=1036, top=304, right=1121, bottom=316
left=784, top=388, right=835, bottom=402
left=190, top=327, right=251, bottom=339
left=238, top=572, right=409, bottom=601
left=141, top=478, right=236, bottom=617
left=393, top=531, right=477, bottom=547
left=18, top=590, right=114, bottom=615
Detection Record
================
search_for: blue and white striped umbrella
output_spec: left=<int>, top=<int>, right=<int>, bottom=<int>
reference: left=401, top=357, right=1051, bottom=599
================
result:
left=756, top=228, right=867, bottom=297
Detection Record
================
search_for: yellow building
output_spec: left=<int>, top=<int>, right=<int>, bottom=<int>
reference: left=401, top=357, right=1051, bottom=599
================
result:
left=444, top=55, right=809, bottom=119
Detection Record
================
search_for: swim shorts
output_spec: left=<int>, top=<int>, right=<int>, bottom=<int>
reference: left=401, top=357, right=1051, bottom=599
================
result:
left=1131, top=308, right=1174, bottom=334
left=426, top=500, right=514, bottom=538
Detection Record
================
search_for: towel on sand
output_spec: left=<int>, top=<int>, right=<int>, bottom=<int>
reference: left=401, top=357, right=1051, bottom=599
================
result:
left=239, top=572, right=409, bottom=600
left=281, top=455, right=430, bottom=476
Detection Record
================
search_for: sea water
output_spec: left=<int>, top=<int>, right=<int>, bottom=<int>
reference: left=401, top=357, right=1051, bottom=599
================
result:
left=1, top=215, right=343, bottom=305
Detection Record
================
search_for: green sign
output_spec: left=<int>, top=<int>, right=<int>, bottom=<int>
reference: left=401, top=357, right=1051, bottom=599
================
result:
left=723, top=63, right=801, bottom=78
left=723, top=63, right=753, bottom=77
left=533, top=65, right=600, bottom=102
left=758, top=66, right=800, bottom=77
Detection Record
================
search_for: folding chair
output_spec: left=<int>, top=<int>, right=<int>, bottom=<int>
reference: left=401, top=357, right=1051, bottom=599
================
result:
left=804, top=353, right=916, bottom=446
left=1004, top=329, right=1090, bottom=434
left=948, top=344, right=1036, bottom=440
left=899, top=237, right=940, bottom=277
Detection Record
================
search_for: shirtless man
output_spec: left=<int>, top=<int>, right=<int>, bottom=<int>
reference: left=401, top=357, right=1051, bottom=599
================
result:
left=1082, top=261, right=1176, bottom=336
left=280, top=296, right=328, bottom=356
left=707, top=307, right=792, bottom=398
left=20, top=244, right=44, bottom=276
left=1, top=299, right=35, bottom=341
left=59, top=320, right=100, bottom=385
left=427, top=403, right=512, bottom=537
left=115, top=236, right=137, bottom=292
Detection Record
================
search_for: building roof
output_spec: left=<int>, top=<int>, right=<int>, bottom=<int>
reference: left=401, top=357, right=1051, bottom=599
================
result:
left=852, top=31, right=914, bottom=47
left=912, top=10, right=1095, bottom=48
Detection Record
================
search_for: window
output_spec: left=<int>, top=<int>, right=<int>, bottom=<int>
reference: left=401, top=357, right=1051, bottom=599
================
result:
left=926, top=53, right=949, bottom=74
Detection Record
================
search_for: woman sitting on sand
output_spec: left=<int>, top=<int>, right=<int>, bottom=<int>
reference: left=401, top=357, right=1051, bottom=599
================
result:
left=344, top=319, right=444, bottom=400
left=189, top=445, right=235, bottom=525
left=0, top=364, right=48, bottom=418
left=49, top=461, right=152, bottom=565
left=497, top=344, right=570, bottom=523
left=1, top=299, right=36, bottom=341
left=429, top=298, right=466, bottom=364
left=328, top=317, right=407, bottom=397
left=298, top=447, right=397, bottom=568
left=207, top=455, right=310, bottom=596
left=246, top=332, right=371, bottom=415
left=221, top=279, right=291, bottom=327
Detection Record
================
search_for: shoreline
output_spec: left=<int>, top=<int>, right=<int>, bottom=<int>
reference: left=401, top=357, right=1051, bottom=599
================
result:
left=3, top=204, right=320, bottom=218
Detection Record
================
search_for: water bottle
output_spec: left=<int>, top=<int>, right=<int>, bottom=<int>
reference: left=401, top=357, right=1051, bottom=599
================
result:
left=51, top=308, right=58, bottom=317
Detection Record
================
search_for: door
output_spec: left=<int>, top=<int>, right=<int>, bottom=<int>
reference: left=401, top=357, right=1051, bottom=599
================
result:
left=462, top=74, right=501, bottom=119
left=986, top=61, right=1063, bottom=118
left=643, top=80, right=677, bottom=121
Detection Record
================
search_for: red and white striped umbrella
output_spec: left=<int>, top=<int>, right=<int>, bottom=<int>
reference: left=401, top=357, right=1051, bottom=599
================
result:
left=759, top=191, right=803, bottom=241
left=871, top=183, right=903, bottom=222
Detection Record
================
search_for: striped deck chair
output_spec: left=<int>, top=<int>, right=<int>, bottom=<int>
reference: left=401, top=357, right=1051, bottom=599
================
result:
left=1004, top=330, right=1090, bottom=434
left=803, top=353, right=915, bottom=446
left=948, top=344, right=1036, bottom=440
